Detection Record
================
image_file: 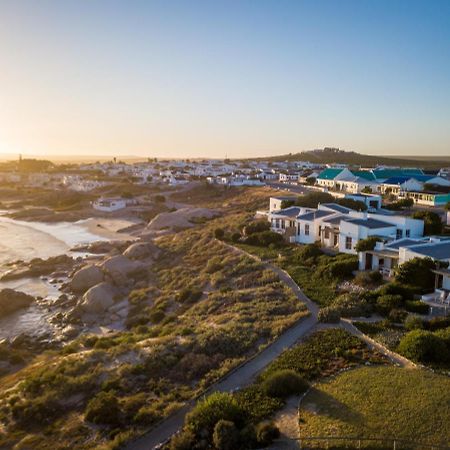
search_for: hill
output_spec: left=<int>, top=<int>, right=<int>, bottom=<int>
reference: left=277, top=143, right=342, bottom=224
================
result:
left=263, top=148, right=449, bottom=168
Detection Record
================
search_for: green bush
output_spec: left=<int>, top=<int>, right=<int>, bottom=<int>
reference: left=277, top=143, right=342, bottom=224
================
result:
left=262, top=369, right=309, bottom=398
left=397, top=330, right=447, bottom=364
left=231, top=232, right=241, bottom=243
left=355, top=236, right=383, bottom=252
left=214, top=228, right=225, bottom=239
left=412, top=210, right=443, bottom=235
left=243, top=220, right=270, bottom=236
left=319, top=258, right=358, bottom=280
left=318, top=307, right=341, bottom=323
left=376, top=294, right=403, bottom=315
left=336, top=198, right=367, bottom=211
left=354, top=270, right=382, bottom=287
left=405, top=300, right=430, bottom=315
left=85, top=391, right=121, bottom=426
left=244, top=230, right=284, bottom=247
left=255, top=421, right=280, bottom=446
left=11, top=393, right=63, bottom=428
left=212, top=419, right=240, bottom=450
left=294, top=192, right=334, bottom=208
left=395, top=257, right=436, bottom=292
left=404, top=315, right=424, bottom=330
left=388, top=308, right=408, bottom=323
left=185, top=392, right=244, bottom=438
left=169, top=430, right=196, bottom=450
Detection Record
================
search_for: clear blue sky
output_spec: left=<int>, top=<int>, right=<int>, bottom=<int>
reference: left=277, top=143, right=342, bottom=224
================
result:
left=0, top=0, right=449, bottom=158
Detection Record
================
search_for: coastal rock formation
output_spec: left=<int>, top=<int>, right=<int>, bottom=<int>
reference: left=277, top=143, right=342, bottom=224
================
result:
left=123, top=242, right=161, bottom=260
left=1, top=255, right=74, bottom=281
left=70, top=265, right=104, bottom=293
left=0, top=289, right=35, bottom=318
left=101, top=255, right=142, bottom=284
left=144, top=207, right=219, bottom=235
left=79, top=282, right=117, bottom=314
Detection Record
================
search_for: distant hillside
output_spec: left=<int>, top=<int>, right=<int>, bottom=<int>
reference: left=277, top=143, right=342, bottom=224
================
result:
left=263, top=148, right=449, bottom=168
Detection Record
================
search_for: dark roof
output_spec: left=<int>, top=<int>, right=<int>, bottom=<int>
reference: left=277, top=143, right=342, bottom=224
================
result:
left=320, top=203, right=352, bottom=213
left=322, top=215, right=346, bottom=225
left=297, top=210, right=333, bottom=221
left=407, top=242, right=450, bottom=260
left=272, top=206, right=302, bottom=218
left=344, top=218, right=395, bottom=229
left=386, top=239, right=424, bottom=250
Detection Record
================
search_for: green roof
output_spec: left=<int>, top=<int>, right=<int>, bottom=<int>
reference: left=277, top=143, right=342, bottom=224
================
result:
left=372, top=169, right=423, bottom=179
left=317, top=168, right=344, bottom=180
left=351, top=170, right=376, bottom=181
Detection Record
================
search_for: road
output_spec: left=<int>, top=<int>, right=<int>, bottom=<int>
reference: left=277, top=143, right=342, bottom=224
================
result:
left=266, top=181, right=311, bottom=194
left=126, top=245, right=319, bottom=450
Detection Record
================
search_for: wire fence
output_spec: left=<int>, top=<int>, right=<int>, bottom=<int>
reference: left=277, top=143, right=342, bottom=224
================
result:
left=290, top=436, right=450, bottom=450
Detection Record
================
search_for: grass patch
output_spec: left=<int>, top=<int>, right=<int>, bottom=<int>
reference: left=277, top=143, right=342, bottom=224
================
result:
left=299, top=366, right=450, bottom=448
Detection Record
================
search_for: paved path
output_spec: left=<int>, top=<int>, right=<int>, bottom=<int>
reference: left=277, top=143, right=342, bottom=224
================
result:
left=126, top=246, right=319, bottom=450
left=340, top=319, right=416, bottom=369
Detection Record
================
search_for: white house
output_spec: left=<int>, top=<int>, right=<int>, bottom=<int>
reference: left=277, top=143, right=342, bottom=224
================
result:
left=92, top=197, right=128, bottom=212
left=269, top=202, right=424, bottom=254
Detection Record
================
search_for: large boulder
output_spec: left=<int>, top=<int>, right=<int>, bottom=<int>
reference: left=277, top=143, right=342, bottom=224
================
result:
left=70, top=265, right=104, bottom=293
left=101, top=255, right=143, bottom=284
left=123, top=242, right=161, bottom=261
left=79, top=282, right=117, bottom=314
left=0, top=289, right=35, bottom=318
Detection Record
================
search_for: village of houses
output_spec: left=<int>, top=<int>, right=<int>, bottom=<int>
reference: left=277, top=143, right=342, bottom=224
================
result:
left=1, top=152, right=450, bottom=312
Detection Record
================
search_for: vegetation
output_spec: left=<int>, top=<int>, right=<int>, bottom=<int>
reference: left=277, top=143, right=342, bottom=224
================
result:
left=395, top=257, right=437, bottom=292
left=299, top=366, right=450, bottom=447
left=412, top=210, right=443, bottom=235
left=354, top=236, right=382, bottom=252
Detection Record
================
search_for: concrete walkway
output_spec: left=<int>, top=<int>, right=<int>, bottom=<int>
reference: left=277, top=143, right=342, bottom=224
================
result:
left=126, top=246, right=319, bottom=450
left=340, top=319, right=416, bottom=369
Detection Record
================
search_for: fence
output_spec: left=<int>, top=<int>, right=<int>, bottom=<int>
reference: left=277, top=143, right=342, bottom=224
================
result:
left=291, top=436, right=449, bottom=450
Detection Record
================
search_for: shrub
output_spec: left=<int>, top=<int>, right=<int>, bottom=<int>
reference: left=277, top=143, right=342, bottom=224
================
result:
left=376, top=282, right=415, bottom=301
left=332, top=294, right=372, bottom=318
left=212, top=420, right=240, bottom=450
left=293, top=243, right=323, bottom=263
left=355, top=237, right=382, bottom=253
left=244, top=230, right=284, bottom=247
left=11, top=394, right=63, bottom=428
left=242, top=220, right=270, bottom=236
left=318, top=307, right=341, bottom=323
left=405, top=300, right=430, bottom=315
left=185, top=392, right=244, bottom=438
left=376, top=294, right=403, bottom=315
left=404, top=315, right=424, bottom=330
left=412, top=211, right=443, bottom=235
left=255, top=421, right=280, bottom=446
left=85, top=391, right=121, bottom=426
left=336, top=198, right=367, bottom=211
left=149, top=309, right=165, bottom=323
left=320, top=258, right=358, bottom=280
left=388, top=308, right=407, bottom=323
left=214, top=228, right=225, bottom=240
left=354, top=270, right=382, bottom=287
left=169, top=430, right=196, bottom=450
left=395, top=257, right=436, bottom=292
left=397, top=330, right=447, bottom=364
left=295, top=192, right=334, bottom=208
left=262, top=370, right=309, bottom=398
left=231, top=232, right=241, bottom=243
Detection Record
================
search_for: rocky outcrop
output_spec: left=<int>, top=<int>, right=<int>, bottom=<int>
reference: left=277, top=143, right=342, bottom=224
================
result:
left=1, top=255, right=74, bottom=281
left=0, top=289, right=35, bottom=318
left=123, top=242, right=161, bottom=261
left=79, top=282, right=117, bottom=314
left=70, top=265, right=104, bottom=293
left=101, top=255, right=143, bottom=285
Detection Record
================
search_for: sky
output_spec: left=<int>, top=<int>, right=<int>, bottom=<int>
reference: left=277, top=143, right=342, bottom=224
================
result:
left=0, top=0, right=449, bottom=160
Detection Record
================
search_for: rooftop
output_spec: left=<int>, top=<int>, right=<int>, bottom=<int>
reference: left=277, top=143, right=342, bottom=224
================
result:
left=407, top=241, right=450, bottom=260
left=344, top=218, right=395, bottom=229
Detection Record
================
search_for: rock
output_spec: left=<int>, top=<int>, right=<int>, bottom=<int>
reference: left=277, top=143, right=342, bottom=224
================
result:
left=70, top=265, right=104, bottom=293
left=79, top=282, right=118, bottom=314
left=0, top=289, right=35, bottom=318
left=61, top=325, right=79, bottom=340
left=123, top=242, right=161, bottom=260
left=101, top=255, right=142, bottom=285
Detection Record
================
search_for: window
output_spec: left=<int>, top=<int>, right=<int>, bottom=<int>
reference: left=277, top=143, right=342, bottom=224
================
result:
left=275, top=219, right=280, bottom=228
left=297, top=223, right=301, bottom=235
left=406, top=229, right=410, bottom=238
left=345, top=236, right=352, bottom=250
left=305, top=224, right=310, bottom=236
left=324, top=229, right=330, bottom=239
left=396, top=229, right=403, bottom=239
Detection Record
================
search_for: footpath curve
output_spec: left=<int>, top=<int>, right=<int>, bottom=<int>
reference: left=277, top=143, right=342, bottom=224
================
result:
left=126, top=244, right=318, bottom=450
